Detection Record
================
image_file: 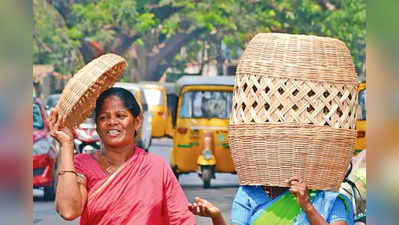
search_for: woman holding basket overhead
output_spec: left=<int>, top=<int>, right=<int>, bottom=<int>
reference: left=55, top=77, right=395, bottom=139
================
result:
left=50, top=87, right=196, bottom=225
left=191, top=33, right=359, bottom=225
left=189, top=177, right=354, bottom=225
left=48, top=54, right=196, bottom=225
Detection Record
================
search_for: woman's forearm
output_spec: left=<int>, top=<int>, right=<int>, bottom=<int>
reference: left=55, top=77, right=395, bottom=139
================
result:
left=211, top=212, right=227, bottom=225
left=303, top=203, right=329, bottom=225
left=55, top=143, right=84, bottom=220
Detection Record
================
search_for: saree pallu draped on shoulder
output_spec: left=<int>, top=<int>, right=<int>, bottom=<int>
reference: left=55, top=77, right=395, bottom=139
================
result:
left=80, top=147, right=196, bottom=225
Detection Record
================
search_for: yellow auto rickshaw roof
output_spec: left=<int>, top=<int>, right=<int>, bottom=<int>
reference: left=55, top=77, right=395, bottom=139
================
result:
left=113, top=82, right=143, bottom=93
left=138, top=81, right=165, bottom=89
left=176, top=75, right=235, bottom=93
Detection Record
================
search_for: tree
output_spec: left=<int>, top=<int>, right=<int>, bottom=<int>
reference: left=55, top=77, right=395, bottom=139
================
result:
left=33, top=0, right=83, bottom=75
left=35, top=0, right=365, bottom=81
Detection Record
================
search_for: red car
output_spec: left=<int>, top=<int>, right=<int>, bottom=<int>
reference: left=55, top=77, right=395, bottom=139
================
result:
left=33, top=97, right=58, bottom=200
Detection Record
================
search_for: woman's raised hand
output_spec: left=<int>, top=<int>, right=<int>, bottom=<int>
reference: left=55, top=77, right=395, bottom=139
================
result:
left=48, top=108, right=74, bottom=148
left=188, top=197, right=221, bottom=218
left=286, top=176, right=313, bottom=211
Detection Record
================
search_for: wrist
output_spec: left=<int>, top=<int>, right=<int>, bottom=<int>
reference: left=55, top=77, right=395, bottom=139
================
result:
left=302, top=202, right=315, bottom=214
left=60, top=141, right=74, bottom=151
left=210, top=211, right=222, bottom=219
left=211, top=212, right=226, bottom=225
left=61, top=140, right=74, bottom=147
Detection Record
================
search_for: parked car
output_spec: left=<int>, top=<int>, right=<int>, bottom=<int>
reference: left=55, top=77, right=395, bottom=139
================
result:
left=114, top=82, right=152, bottom=151
left=33, top=97, right=58, bottom=200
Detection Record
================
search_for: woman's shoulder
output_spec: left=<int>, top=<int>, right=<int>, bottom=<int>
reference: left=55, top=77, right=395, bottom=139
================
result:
left=146, top=152, right=168, bottom=166
left=318, top=190, right=351, bottom=202
left=135, top=146, right=169, bottom=167
left=73, top=153, right=99, bottom=175
left=239, top=185, right=265, bottom=194
left=235, top=186, right=267, bottom=201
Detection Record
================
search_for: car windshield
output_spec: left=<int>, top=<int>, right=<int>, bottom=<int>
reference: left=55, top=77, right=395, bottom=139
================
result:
left=46, top=95, right=60, bottom=108
left=180, top=90, right=233, bottom=119
left=143, top=89, right=164, bottom=106
left=33, top=103, right=44, bottom=129
left=358, top=89, right=366, bottom=120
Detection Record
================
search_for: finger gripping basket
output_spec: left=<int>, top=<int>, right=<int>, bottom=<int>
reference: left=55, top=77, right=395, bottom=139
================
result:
left=229, top=33, right=358, bottom=190
left=55, top=53, right=127, bottom=129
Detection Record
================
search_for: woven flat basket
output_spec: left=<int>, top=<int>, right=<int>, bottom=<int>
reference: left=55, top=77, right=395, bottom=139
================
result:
left=229, top=33, right=358, bottom=190
left=55, top=53, right=127, bottom=129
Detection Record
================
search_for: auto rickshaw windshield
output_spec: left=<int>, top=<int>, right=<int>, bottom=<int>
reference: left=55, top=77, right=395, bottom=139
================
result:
left=180, top=90, right=233, bottom=119
left=143, top=89, right=164, bottom=107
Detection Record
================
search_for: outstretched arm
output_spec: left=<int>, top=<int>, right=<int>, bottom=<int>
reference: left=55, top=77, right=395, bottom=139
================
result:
left=188, top=197, right=228, bottom=225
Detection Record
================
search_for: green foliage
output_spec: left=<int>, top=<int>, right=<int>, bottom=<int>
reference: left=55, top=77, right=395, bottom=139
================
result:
left=33, top=0, right=83, bottom=74
left=136, top=13, right=158, bottom=33
left=69, top=0, right=140, bottom=46
left=35, top=0, right=366, bottom=79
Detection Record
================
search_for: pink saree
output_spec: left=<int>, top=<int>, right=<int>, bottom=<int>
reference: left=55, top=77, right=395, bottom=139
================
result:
left=74, top=146, right=196, bottom=225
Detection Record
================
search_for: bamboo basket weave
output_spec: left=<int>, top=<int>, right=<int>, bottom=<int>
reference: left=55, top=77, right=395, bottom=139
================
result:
left=55, top=53, right=127, bottom=129
left=229, top=33, right=358, bottom=190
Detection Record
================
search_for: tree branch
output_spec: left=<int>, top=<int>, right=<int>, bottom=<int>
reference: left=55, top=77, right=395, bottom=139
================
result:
left=146, top=28, right=206, bottom=80
left=47, top=0, right=74, bottom=27
left=150, top=4, right=184, bottom=23
left=109, top=31, right=142, bottom=54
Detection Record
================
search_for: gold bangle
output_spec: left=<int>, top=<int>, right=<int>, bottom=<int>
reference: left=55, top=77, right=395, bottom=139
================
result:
left=58, top=170, right=78, bottom=176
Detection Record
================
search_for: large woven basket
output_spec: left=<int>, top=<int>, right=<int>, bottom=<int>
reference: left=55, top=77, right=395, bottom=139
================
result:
left=229, top=33, right=358, bottom=190
left=55, top=53, right=127, bottom=129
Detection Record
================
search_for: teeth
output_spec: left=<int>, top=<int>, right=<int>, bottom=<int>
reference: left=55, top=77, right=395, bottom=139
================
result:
left=108, top=130, right=120, bottom=135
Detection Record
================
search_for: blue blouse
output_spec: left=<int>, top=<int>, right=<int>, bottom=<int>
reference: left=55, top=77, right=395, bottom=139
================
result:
left=231, top=186, right=354, bottom=225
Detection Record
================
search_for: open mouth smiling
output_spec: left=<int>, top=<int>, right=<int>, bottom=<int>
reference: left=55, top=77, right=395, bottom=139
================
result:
left=107, top=129, right=121, bottom=137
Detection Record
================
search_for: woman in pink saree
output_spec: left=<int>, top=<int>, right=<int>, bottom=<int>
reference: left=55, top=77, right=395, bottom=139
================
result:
left=49, top=87, right=196, bottom=225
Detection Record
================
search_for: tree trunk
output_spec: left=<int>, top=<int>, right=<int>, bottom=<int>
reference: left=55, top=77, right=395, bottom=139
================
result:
left=127, top=45, right=148, bottom=82
left=79, top=41, right=98, bottom=63
left=216, top=40, right=224, bottom=75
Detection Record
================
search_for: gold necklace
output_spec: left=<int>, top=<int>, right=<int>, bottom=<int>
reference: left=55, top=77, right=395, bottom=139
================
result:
left=96, top=152, right=118, bottom=175
left=99, top=149, right=135, bottom=175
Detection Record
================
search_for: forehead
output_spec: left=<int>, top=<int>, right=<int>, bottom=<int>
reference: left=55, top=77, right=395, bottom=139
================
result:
left=99, top=95, right=128, bottom=113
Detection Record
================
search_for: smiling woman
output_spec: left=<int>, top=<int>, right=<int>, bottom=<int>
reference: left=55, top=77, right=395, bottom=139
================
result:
left=48, top=87, right=196, bottom=225
left=94, top=88, right=141, bottom=150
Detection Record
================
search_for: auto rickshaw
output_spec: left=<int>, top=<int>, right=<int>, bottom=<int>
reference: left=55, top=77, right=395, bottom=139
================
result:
left=162, top=82, right=178, bottom=138
left=170, top=75, right=236, bottom=188
left=140, top=82, right=168, bottom=138
left=354, top=82, right=366, bottom=154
